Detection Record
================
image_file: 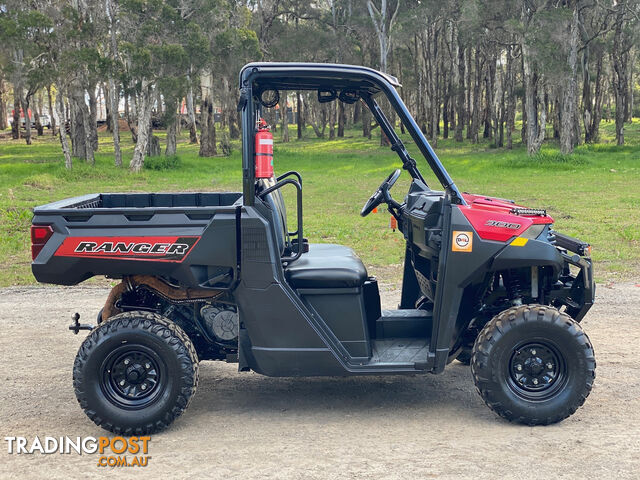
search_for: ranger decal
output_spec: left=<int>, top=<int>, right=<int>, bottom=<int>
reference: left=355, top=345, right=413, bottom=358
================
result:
left=55, top=236, right=200, bottom=262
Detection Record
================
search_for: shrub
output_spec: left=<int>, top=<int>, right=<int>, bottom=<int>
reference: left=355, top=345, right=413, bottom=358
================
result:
left=506, top=150, right=588, bottom=168
left=143, top=155, right=181, bottom=170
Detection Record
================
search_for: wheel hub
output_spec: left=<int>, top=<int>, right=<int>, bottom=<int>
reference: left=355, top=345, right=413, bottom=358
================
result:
left=510, top=343, right=561, bottom=392
left=125, top=364, right=146, bottom=383
left=103, top=348, right=162, bottom=406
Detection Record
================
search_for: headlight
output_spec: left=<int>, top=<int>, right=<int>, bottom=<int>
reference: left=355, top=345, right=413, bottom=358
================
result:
left=520, top=224, right=546, bottom=239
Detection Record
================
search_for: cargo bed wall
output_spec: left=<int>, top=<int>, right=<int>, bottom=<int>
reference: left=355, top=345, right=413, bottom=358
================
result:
left=32, top=192, right=242, bottom=287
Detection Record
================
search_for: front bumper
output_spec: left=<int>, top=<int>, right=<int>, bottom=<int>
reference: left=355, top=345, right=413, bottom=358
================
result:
left=550, top=232, right=595, bottom=322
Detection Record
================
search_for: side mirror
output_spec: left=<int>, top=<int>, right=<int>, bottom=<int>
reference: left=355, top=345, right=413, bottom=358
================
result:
left=339, top=89, right=359, bottom=104
left=317, top=89, right=337, bottom=103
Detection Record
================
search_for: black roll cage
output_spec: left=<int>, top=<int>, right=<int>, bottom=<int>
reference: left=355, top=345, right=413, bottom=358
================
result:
left=239, top=62, right=466, bottom=207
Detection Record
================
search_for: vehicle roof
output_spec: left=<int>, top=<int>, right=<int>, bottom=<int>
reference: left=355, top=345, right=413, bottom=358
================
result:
left=239, top=62, right=401, bottom=95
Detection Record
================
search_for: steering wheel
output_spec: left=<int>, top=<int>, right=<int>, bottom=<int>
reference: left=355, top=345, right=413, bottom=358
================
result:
left=360, top=169, right=402, bottom=217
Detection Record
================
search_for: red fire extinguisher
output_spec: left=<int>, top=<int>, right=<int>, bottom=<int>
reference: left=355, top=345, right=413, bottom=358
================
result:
left=255, top=118, right=274, bottom=178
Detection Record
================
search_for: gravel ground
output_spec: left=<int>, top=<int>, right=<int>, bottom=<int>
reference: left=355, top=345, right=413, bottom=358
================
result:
left=1, top=283, right=639, bottom=479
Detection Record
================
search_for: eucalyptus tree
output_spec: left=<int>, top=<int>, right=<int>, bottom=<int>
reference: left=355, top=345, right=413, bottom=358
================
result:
left=105, top=0, right=122, bottom=166
left=609, top=0, right=639, bottom=145
left=120, top=0, right=207, bottom=169
left=212, top=9, right=261, bottom=141
left=0, top=0, right=53, bottom=144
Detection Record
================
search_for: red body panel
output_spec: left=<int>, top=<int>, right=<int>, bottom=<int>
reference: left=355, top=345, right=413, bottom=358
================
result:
left=55, top=236, right=200, bottom=262
left=459, top=193, right=553, bottom=242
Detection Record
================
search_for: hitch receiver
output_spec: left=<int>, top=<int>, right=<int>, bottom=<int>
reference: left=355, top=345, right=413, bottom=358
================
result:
left=69, top=313, right=93, bottom=335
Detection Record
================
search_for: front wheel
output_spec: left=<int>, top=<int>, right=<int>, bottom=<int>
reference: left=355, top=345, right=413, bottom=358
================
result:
left=471, top=305, right=595, bottom=425
left=73, top=311, right=199, bottom=434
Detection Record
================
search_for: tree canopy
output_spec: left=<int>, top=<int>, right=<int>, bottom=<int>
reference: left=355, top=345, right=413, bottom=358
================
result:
left=0, top=0, right=638, bottom=169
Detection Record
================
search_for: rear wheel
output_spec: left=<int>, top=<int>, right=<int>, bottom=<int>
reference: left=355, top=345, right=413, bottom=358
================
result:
left=73, top=311, right=198, bottom=434
left=471, top=304, right=595, bottom=425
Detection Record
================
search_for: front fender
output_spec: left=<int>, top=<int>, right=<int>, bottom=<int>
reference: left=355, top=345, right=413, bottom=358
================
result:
left=490, top=238, right=564, bottom=273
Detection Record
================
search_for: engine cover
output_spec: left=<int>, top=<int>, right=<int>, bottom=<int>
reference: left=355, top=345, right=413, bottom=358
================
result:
left=200, top=305, right=238, bottom=343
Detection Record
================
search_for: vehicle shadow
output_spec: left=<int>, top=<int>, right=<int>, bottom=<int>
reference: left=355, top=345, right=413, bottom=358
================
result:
left=186, top=360, right=489, bottom=422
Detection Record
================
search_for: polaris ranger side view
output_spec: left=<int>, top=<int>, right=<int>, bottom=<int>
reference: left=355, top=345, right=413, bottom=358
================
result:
left=31, top=63, right=596, bottom=434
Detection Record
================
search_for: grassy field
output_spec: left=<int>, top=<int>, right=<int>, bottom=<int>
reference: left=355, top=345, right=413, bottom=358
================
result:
left=1, top=119, right=639, bottom=287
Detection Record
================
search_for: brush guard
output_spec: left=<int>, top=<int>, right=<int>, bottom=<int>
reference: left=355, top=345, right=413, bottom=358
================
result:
left=549, top=233, right=595, bottom=322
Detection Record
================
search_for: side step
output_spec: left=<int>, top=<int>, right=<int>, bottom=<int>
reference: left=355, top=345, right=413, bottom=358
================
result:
left=375, top=309, right=432, bottom=338
left=370, top=338, right=430, bottom=364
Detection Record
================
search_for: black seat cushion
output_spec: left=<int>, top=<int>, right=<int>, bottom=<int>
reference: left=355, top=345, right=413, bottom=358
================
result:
left=285, top=243, right=368, bottom=289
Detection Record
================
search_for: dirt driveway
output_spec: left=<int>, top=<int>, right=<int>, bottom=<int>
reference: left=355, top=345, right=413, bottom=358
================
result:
left=1, top=283, right=639, bottom=479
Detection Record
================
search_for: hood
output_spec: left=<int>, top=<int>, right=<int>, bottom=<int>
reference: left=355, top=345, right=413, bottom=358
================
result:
left=459, top=193, right=553, bottom=242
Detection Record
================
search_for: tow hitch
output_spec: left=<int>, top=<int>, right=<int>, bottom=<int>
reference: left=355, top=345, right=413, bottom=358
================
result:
left=68, top=313, right=93, bottom=334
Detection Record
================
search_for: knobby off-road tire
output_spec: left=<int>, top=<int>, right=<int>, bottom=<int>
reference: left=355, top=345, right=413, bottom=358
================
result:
left=471, top=304, right=595, bottom=425
left=73, top=311, right=199, bottom=434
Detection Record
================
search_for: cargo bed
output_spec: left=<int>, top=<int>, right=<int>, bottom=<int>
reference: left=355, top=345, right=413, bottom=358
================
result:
left=32, top=192, right=243, bottom=287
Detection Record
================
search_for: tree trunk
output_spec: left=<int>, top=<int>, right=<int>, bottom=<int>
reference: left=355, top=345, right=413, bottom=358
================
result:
left=22, top=91, right=33, bottom=145
left=353, top=101, right=361, bottom=125
left=147, top=124, right=161, bottom=157
left=523, top=43, right=545, bottom=155
left=46, top=85, right=56, bottom=136
left=165, top=99, right=178, bottom=156
left=70, top=100, right=80, bottom=156
left=612, top=3, right=630, bottom=146
left=309, top=105, right=324, bottom=138
left=455, top=41, right=465, bottom=142
left=0, top=79, right=7, bottom=131
left=328, top=101, right=335, bottom=140
left=128, top=93, right=139, bottom=143
left=11, top=89, right=21, bottom=140
left=130, top=79, right=152, bottom=172
left=488, top=51, right=499, bottom=142
left=11, top=49, right=25, bottom=141
left=56, top=89, right=73, bottom=169
left=33, top=93, right=44, bottom=136
left=505, top=45, right=515, bottom=149
left=104, top=83, right=112, bottom=133
left=229, top=111, right=240, bottom=139
left=186, top=80, right=198, bottom=144
left=281, top=90, right=290, bottom=142
left=108, top=78, right=122, bottom=166
left=70, top=83, right=95, bottom=164
left=166, top=119, right=177, bottom=156
left=199, top=72, right=217, bottom=157
left=88, top=84, right=99, bottom=151
left=296, top=92, right=303, bottom=139
left=362, top=103, right=371, bottom=139
left=338, top=100, right=345, bottom=137
left=560, top=5, right=579, bottom=154
left=442, top=83, right=449, bottom=140
left=492, top=53, right=504, bottom=147
left=627, top=66, right=634, bottom=122
left=465, top=47, right=472, bottom=139
left=586, top=55, right=604, bottom=143
left=469, top=49, right=483, bottom=144
left=582, top=46, right=593, bottom=143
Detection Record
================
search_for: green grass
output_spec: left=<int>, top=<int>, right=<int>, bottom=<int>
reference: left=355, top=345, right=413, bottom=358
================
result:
left=1, top=118, right=639, bottom=287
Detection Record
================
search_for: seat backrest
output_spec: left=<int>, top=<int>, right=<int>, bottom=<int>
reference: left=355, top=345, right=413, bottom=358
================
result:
left=256, top=176, right=289, bottom=255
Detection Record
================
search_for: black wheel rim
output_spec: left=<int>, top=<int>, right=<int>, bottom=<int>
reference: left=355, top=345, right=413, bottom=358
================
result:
left=100, top=345, right=167, bottom=409
left=507, top=341, right=567, bottom=401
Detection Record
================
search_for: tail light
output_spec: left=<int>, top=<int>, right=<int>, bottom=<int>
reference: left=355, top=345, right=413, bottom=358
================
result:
left=31, top=225, right=54, bottom=260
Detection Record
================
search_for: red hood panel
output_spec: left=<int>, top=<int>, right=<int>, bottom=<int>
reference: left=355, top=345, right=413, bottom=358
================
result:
left=459, top=193, right=553, bottom=242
